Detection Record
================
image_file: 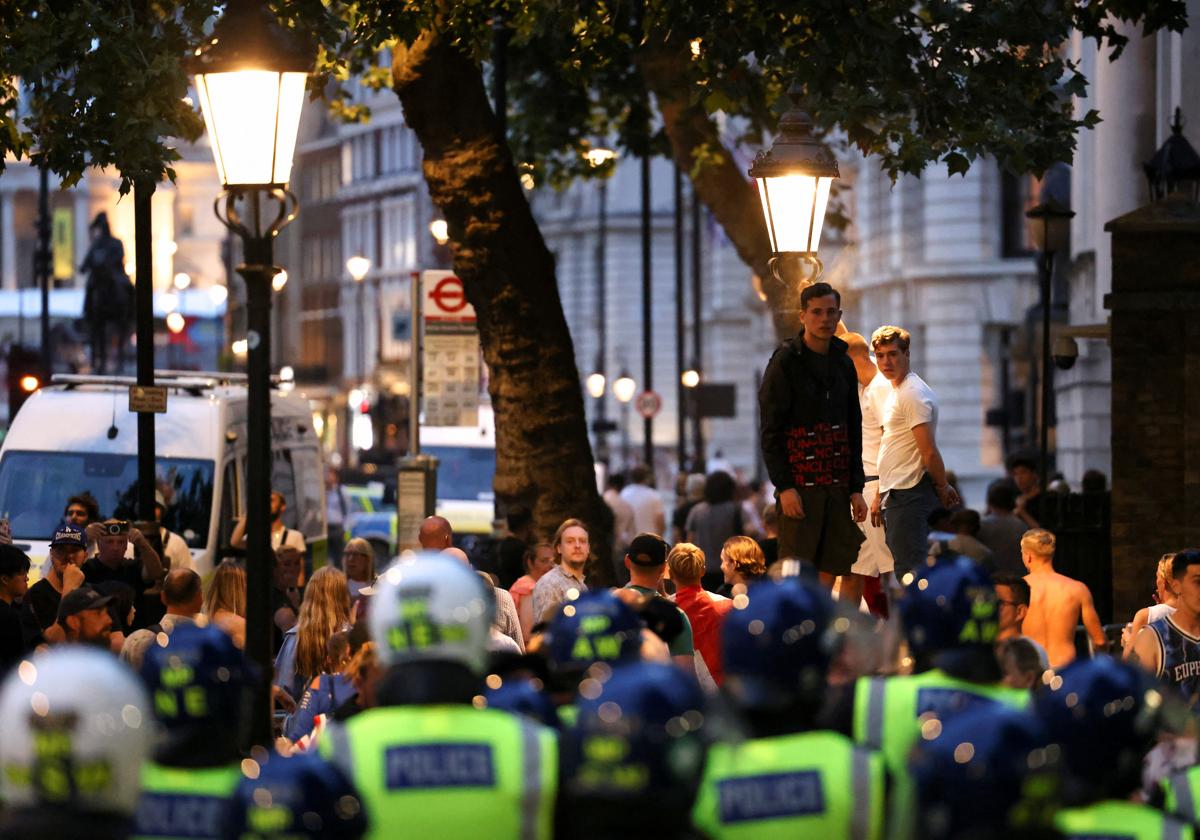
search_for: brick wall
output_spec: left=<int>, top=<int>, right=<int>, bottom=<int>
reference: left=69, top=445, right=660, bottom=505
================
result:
left=1105, top=195, right=1200, bottom=620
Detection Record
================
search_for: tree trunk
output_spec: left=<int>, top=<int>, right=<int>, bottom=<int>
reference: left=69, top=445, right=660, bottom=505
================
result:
left=392, top=32, right=614, bottom=584
left=638, top=39, right=807, bottom=339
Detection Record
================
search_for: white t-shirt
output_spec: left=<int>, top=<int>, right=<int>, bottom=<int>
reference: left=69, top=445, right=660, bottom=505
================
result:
left=877, top=372, right=938, bottom=493
left=620, top=484, right=664, bottom=535
left=859, top=371, right=891, bottom=477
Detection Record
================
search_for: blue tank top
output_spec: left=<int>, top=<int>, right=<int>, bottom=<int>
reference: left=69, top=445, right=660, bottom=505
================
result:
left=1149, top=615, right=1200, bottom=707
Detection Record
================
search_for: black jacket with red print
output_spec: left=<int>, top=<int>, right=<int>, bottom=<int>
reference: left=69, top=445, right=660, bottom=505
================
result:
left=758, top=329, right=864, bottom=495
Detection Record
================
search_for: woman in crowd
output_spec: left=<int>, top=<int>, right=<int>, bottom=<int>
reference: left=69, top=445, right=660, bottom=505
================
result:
left=685, top=471, right=743, bottom=591
left=341, top=538, right=376, bottom=601
left=1122, top=553, right=1178, bottom=658
left=718, top=535, right=768, bottom=595
left=203, top=559, right=246, bottom=648
left=510, top=542, right=554, bottom=642
left=274, top=566, right=351, bottom=704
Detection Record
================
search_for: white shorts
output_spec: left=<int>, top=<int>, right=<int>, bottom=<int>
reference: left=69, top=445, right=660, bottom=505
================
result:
left=851, top=480, right=895, bottom=576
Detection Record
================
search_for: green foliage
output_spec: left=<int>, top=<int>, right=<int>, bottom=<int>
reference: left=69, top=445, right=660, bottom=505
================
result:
left=489, top=0, right=1187, bottom=183
left=0, top=1, right=217, bottom=192
left=0, top=0, right=1187, bottom=194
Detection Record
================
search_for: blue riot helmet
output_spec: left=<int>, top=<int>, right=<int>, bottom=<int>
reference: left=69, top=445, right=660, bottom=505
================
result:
left=912, top=705, right=1062, bottom=840
left=898, top=554, right=999, bottom=673
left=545, top=590, right=643, bottom=686
left=1033, top=655, right=1167, bottom=803
left=222, top=752, right=366, bottom=839
left=140, top=622, right=254, bottom=761
left=721, top=577, right=837, bottom=713
left=561, top=661, right=708, bottom=838
left=484, top=675, right=560, bottom=729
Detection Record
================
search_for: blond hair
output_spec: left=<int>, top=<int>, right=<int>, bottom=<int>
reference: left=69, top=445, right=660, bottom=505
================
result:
left=294, top=566, right=351, bottom=680
left=342, top=537, right=375, bottom=582
left=667, top=543, right=706, bottom=584
left=552, top=518, right=589, bottom=561
left=1157, top=553, right=1177, bottom=588
left=204, top=560, right=246, bottom=618
left=871, top=325, right=911, bottom=353
left=722, top=535, right=767, bottom=579
left=1020, top=529, right=1056, bottom=557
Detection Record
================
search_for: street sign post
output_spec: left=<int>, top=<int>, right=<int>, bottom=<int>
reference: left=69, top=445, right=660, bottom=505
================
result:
left=420, top=270, right=481, bottom=428
left=635, top=389, right=662, bottom=419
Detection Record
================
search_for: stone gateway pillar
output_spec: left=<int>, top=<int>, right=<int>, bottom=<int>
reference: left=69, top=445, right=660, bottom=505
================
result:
left=1105, top=194, right=1200, bottom=621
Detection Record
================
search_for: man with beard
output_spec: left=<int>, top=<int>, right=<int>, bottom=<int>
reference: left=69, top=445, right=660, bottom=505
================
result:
left=56, top=586, right=115, bottom=647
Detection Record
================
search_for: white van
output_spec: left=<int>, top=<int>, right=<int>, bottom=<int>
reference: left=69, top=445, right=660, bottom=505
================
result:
left=0, top=372, right=327, bottom=576
left=420, top=408, right=496, bottom=537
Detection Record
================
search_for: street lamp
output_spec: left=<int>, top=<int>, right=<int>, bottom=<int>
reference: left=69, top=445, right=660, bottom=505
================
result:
left=429, top=219, right=450, bottom=246
left=613, top=369, right=636, bottom=468
left=749, top=84, right=839, bottom=284
left=587, top=145, right=617, bottom=464
left=586, top=371, right=607, bottom=399
left=192, top=0, right=311, bottom=748
left=1025, top=198, right=1075, bottom=496
left=681, top=368, right=700, bottom=389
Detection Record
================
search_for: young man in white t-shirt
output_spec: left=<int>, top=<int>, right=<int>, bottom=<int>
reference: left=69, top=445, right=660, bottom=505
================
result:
left=870, top=325, right=960, bottom=573
left=842, top=332, right=895, bottom=608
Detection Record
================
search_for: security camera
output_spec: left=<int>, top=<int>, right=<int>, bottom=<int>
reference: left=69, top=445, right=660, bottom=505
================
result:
left=1052, top=335, right=1078, bottom=371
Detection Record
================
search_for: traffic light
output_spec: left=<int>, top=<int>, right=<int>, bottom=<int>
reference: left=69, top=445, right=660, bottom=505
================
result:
left=7, top=345, right=42, bottom=423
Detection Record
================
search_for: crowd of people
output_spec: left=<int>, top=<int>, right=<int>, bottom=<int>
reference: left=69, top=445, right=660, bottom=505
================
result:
left=0, top=280, right=1197, bottom=838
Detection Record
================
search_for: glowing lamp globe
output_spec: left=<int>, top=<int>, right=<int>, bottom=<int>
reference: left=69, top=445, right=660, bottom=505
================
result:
left=191, top=1, right=312, bottom=188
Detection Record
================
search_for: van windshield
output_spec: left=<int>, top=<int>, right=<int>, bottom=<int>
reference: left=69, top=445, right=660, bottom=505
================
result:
left=424, top=445, right=495, bottom=502
left=0, top=451, right=215, bottom=548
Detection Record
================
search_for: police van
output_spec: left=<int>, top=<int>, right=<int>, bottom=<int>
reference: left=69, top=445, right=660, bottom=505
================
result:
left=0, top=371, right=327, bottom=576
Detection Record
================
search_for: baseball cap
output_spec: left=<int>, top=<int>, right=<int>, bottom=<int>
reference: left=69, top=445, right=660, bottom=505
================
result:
left=57, top=586, right=114, bottom=623
left=627, top=533, right=667, bottom=567
left=50, top=523, right=86, bottom=549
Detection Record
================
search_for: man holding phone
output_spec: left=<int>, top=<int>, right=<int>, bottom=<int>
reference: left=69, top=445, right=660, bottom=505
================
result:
left=82, top=519, right=163, bottom=629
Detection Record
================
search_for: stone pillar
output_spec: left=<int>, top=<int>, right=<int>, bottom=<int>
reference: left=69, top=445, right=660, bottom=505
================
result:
left=0, top=192, right=16, bottom=290
left=1105, top=195, right=1200, bottom=621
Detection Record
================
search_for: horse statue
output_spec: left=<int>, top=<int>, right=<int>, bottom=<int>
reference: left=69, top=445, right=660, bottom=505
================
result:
left=80, top=212, right=133, bottom=374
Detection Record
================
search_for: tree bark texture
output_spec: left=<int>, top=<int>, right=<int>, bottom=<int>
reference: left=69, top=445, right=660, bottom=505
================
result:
left=392, top=32, right=615, bottom=585
left=638, top=39, right=806, bottom=339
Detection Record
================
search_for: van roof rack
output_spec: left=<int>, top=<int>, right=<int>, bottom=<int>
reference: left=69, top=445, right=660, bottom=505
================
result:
left=51, top=370, right=282, bottom=395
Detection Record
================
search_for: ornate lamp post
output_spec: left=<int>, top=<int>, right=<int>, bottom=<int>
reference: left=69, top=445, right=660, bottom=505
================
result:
left=1025, top=199, right=1074, bottom=494
left=192, top=0, right=311, bottom=747
left=613, top=370, right=636, bottom=469
left=749, top=85, right=840, bottom=285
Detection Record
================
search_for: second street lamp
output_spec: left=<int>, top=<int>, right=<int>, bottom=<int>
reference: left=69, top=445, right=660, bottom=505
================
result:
left=749, top=85, right=840, bottom=285
left=192, top=0, right=311, bottom=748
left=1025, top=198, right=1075, bottom=497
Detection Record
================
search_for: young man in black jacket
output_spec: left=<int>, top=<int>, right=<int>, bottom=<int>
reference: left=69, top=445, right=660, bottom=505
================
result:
left=758, top=282, right=867, bottom=591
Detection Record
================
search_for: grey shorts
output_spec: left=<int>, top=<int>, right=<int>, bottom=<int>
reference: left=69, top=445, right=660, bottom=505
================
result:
left=777, top=486, right=866, bottom=576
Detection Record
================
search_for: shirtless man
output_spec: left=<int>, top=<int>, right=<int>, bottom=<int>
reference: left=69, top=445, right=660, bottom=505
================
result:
left=1131, top=549, right=1200, bottom=709
left=1021, top=529, right=1106, bottom=668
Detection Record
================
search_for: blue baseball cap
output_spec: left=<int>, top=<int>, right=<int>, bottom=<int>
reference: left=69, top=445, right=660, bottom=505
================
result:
left=50, top=523, right=86, bottom=549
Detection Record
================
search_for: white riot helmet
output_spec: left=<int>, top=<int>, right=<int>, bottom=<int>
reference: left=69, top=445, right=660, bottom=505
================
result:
left=0, top=646, right=152, bottom=816
left=368, top=551, right=496, bottom=674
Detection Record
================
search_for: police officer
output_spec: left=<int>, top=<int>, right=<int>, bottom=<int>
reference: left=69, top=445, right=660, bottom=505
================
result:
left=319, top=552, right=557, bottom=839
left=692, top=578, right=886, bottom=839
left=911, top=705, right=1062, bottom=840
left=133, top=623, right=254, bottom=840
left=852, top=554, right=1028, bottom=834
left=1035, top=655, right=1193, bottom=839
left=0, top=646, right=153, bottom=839
left=560, top=660, right=708, bottom=839
left=543, top=588, right=645, bottom=725
left=221, top=751, right=366, bottom=839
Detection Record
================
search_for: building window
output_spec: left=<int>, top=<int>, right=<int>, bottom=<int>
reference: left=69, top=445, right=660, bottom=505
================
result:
left=1001, top=172, right=1041, bottom=258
